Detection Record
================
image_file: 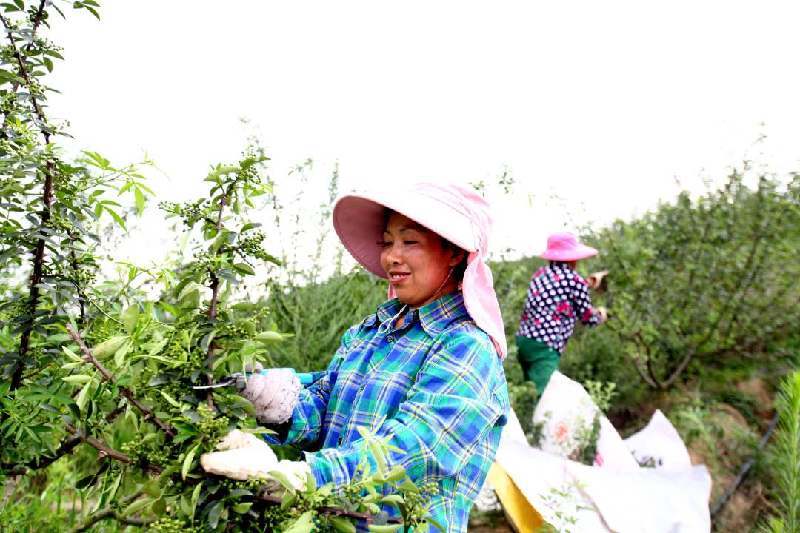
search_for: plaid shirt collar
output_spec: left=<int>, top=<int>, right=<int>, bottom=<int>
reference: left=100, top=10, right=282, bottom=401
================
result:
left=370, top=291, right=469, bottom=337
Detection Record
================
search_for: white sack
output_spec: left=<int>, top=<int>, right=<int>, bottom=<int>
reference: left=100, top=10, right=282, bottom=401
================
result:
left=490, top=373, right=712, bottom=532
left=533, top=371, right=639, bottom=472
left=624, top=409, right=693, bottom=472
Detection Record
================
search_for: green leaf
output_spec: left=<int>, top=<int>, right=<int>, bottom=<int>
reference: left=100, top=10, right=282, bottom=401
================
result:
left=62, top=346, right=83, bottom=363
left=379, top=494, right=404, bottom=506
left=114, top=340, right=133, bottom=367
left=158, top=390, right=182, bottom=408
left=227, top=488, right=253, bottom=498
left=108, top=472, right=122, bottom=500
left=182, top=444, right=200, bottom=480
left=367, top=523, right=401, bottom=532
left=123, top=496, right=153, bottom=517
left=255, top=331, right=285, bottom=343
left=43, top=57, right=54, bottom=72
left=0, top=69, right=18, bottom=84
left=121, top=306, right=139, bottom=333
left=92, top=335, right=128, bottom=359
left=232, top=502, right=252, bottom=514
left=134, top=187, right=145, bottom=215
left=180, top=493, right=192, bottom=517
left=206, top=500, right=224, bottom=529
left=104, top=207, right=126, bottom=229
left=191, top=482, right=203, bottom=522
left=330, top=516, right=357, bottom=533
left=283, top=511, right=315, bottom=533
left=62, top=374, right=92, bottom=384
left=267, top=469, right=296, bottom=492
left=232, top=262, right=255, bottom=276
left=240, top=222, right=261, bottom=232
left=75, top=381, right=93, bottom=411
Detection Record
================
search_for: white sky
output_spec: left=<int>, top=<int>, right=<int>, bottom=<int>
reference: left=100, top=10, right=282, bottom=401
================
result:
left=48, top=1, right=800, bottom=268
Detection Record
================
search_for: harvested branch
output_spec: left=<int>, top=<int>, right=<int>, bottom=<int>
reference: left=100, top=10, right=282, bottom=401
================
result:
left=66, top=325, right=176, bottom=438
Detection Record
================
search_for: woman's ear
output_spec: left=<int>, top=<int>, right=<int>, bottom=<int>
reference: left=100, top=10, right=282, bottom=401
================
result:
left=448, top=247, right=466, bottom=268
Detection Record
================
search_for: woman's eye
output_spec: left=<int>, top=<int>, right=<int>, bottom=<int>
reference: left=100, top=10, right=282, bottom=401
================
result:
left=403, top=240, right=418, bottom=245
left=378, top=240, right=392, bottom=247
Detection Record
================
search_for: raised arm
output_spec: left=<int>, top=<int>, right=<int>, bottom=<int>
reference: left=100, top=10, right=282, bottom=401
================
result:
left=305, top=327, right=508, bottom=488
left=572, top=274, right=603, bottom=326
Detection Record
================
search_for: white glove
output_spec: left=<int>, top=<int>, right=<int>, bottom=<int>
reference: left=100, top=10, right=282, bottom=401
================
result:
left=200, top=430, right=310, bottom=491
left=241, top=369, right=301, bottom=424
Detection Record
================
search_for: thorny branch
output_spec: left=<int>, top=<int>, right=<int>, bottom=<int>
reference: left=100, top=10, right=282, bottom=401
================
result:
left=1, top=11, right=58, bottom=392
left=66, top=325, right=176, bottom=438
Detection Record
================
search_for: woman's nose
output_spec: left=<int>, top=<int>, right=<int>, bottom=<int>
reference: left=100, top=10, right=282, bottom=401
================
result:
left=384, top=242, right=402, bottom=264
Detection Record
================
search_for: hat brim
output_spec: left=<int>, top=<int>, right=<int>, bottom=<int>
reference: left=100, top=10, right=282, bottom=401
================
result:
left=332, top=190, right=479, bottom=279
left=332, top=195, right=387, bottom=278
left=539, top=245, right=598, bottom=261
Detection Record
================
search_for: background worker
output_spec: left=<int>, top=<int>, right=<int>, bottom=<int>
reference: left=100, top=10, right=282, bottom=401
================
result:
left=515, top=232, right=607, bottom=399
left=201, top=183, right=509, bottom=532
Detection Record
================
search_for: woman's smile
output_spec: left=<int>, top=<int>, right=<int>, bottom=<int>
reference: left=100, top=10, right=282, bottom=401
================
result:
left=388, top=270, right=411, bottom=284
left=380, top=212, right=463, bottom=308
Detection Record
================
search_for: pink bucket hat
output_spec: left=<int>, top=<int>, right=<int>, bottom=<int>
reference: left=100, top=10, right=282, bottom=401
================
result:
left=539, top=232, right=598, bottom=261
left=332, top=182, right=507, bottom=359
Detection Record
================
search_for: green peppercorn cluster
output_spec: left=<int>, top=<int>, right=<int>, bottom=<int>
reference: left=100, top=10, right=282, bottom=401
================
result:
left=159, top=199, right=211, bottom=228
left=149, top=516, right=195, bottom=533
left=402, top=481, right=440, bottom=526
left=120, top=434, right=169, bottom=466
left=236, top=230, right=275, bottom=263
left=222, top=477, right=266, bottom=492
left=197, top=403, right=230, bottom=449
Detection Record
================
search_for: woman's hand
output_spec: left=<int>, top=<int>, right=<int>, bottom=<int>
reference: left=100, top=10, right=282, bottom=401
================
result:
left=241, top=368, right=301, bottom=424
left=200, top=430, right=310, bottom=491
left=586, top=270, right=608, bottom=291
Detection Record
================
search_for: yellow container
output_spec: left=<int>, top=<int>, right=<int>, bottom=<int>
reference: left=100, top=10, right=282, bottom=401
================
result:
left=486, top=462, right=546, bottom=533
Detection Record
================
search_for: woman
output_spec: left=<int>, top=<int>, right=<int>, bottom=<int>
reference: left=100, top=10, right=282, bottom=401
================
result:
left=515, top=232, right=607, bottom=399
left=201, top=182, right=509, bottom=532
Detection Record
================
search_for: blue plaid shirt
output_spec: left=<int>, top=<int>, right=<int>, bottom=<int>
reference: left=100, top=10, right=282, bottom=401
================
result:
left=281, top=292, right=509, bottom=532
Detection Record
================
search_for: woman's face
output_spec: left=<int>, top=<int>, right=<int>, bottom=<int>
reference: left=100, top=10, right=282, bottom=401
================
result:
left=380, top=212, right=463, bottom=308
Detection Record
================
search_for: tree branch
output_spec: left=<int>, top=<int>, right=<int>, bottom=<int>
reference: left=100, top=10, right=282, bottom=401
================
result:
left=29, top=0, right=48, bottom=43
left=258, top=492, right=377, bottom=523
left=1, top=394, right=127, bottom=476
left=203, top=188, right=230, bottom=406
left=662, top=348, right=696, bottom=389
left=70, top=489, right=156, bottom=533
left=66, top=325, right=176, bottom=438
left=1, top=12, right=57, bottom=393
left=62, top=422, right=162, bottom=474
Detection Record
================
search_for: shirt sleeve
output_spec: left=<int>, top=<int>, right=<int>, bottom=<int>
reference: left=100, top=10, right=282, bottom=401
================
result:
left=279, top=324, right=358, bottom=446
left=305, top=328, right=507, bottom=488
left=572, top=274, right=602, bottom=326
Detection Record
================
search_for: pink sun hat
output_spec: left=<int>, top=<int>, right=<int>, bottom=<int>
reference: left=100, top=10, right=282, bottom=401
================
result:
left=332, top=182, right=507, bottom=359
left=539, top=232, right=598, bottom=261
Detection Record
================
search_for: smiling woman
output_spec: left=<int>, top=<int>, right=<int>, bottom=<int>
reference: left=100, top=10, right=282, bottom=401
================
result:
left=201, top=182, right=510, bottom=532
left=380, top=210, right=466, bottom=308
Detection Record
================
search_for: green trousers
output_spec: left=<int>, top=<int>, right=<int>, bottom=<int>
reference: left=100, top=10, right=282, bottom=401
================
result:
left=515, top=335, right=560, bottom=398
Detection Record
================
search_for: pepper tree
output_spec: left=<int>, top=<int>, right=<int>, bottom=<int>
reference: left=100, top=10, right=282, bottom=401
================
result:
left=1, top=2, right=441, bottom=531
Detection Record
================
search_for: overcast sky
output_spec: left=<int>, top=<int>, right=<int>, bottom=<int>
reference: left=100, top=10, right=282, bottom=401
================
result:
left=48, top=1, right=800, bottom=265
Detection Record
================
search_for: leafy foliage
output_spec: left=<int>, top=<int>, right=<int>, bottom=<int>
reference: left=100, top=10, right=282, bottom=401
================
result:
left=760, top=372, right=800, bottom=532
left=1, top=4, right=439, bottom=531
left=585, top=171, right=800, bottom=390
